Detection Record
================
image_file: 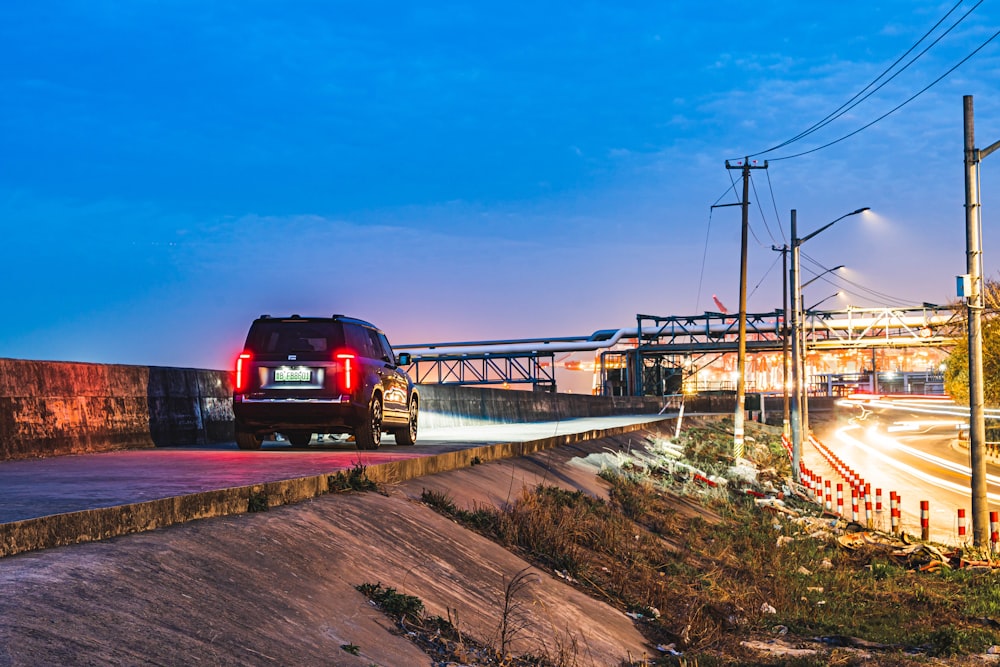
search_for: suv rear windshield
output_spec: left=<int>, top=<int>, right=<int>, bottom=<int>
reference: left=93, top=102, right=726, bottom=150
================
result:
left=245, top=320, right=346, bottom=358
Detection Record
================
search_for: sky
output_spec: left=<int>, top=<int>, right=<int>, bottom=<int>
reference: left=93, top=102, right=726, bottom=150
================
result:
left=2, top=1, right=1000, bottom=381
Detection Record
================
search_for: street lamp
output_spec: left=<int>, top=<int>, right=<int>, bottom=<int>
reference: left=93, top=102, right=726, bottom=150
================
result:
left=799, top=276, right=844, bottom=438
left=804, top=291, right=844, bottom=312
left=790, top=208, right=868, bottom=483
left=802, top=265, right=845, bottom=291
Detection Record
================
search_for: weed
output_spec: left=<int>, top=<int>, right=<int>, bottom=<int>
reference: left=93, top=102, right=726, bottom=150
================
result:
left=924, top=625, right=994, bottom=657
left=247, top=490, right=268, bottom=512
left=340, top=643, right=360, bottom=655
left=329, top=462, right=378, bottom=493
left=417, top=420, right=1000, bottom=662
left=494, top=567, right=539, bottom=658
left=420, top=488, right=457, bottom=514
left=355, top=582, right=424, bottom=622
left=471, top=456, right=483, bottom=465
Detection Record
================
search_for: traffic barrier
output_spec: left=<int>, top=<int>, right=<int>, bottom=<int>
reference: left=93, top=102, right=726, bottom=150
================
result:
left=851, top=488, right=859, bottom=523
left=991, top=512, right=999, bottom=552
left=890, top=492, right=900, bottom=535
left=836, top=483, right=844, bottom=517
left=875, top=488, right=883, bottom=513
left=920, top=501, right=929, bottom=541
left=824, top=480, right=832, bottom=512
left=864, top=484, right=873, bottom=528
left=958, top=508, right=967, bottom=541
left=693, top=473, right=718, bottom=488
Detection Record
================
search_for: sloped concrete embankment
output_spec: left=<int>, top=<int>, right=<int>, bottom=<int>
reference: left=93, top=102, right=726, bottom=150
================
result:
left=0, top=431, right=677, bottom=665
left=0, top=358, right=679, bottom=461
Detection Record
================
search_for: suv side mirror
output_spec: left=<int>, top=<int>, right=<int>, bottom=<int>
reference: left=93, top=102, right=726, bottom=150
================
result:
left=396, top=352, right=412, bottom=366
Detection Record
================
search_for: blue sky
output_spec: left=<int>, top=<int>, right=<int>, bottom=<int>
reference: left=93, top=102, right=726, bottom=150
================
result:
left=2, top=1, right=999, bottom=374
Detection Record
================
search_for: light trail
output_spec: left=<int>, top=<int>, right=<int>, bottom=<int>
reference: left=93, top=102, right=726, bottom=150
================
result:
left=833, top=424, right=1000, bottom=502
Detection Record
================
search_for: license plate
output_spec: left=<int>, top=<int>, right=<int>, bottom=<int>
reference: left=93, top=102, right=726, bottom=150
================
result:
left=274, top=368, right=311, bottom=382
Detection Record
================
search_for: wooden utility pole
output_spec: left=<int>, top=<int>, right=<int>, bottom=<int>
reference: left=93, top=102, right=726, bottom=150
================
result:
left=725, top=157, right=767, bottom=459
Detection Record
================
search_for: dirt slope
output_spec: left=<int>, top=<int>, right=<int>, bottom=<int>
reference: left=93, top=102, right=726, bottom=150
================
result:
left=0, top=433, right=681, bottom=666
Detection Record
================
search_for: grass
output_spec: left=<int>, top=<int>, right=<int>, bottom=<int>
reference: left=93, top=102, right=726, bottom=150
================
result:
left=354, top=580, right=578, bottom=666
left=246, top=490, right=268, bottom=512
left=418, top=420, right=1000, bottom=665
left=329, top=462, right=379, bottom=493
left=355, top=582, right=425, bottom=622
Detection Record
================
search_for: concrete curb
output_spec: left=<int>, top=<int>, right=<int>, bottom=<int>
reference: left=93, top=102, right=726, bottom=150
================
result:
left=0, top=419, right=669, bottom=559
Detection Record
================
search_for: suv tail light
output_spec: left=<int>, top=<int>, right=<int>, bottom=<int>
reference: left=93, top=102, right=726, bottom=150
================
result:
left=235, top=352, right=252, bottom=392
left=335, top=352, right=355, bottom=392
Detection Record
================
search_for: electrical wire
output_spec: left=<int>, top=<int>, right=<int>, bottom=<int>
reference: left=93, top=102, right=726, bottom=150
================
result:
left=749, top=250, right=781, bottom=301
left=750, top=173, right=779, bottom=245
left=769, top=25, right=1000, bottom=162
left=695, top=207, right=714, bottom=313
left=746, top=0, right=975, bottom=159
left=800, top=252, right=919, bottom=305
left=765, top=168, right=786, bottom=245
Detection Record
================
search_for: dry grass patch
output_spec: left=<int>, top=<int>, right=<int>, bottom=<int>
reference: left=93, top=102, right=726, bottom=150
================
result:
left=421, top=421, right=1000, bottom=665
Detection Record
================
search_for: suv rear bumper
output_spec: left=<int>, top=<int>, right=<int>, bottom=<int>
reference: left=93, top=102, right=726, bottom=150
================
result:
left=234, top=397, right=363, bottom=433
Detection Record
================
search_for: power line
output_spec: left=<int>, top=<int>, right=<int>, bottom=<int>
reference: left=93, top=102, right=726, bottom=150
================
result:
left=765, top=168, right=786, bottom=246
left=800, top=252, right=918, bottom=305
left=769, top=25, right=1000, bottom=162
left=749, top=173, right=779, bottom=245
left=695, top=206, right=715, bottom=313
left=746, top=0, right=974, bottom=159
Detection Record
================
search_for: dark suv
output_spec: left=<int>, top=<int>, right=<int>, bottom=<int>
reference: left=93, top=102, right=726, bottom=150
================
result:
left=232, top=315, right=417, bottom=450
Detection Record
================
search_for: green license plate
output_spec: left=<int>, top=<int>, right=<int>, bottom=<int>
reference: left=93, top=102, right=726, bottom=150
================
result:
left=275, top=368, right=311, bottom=382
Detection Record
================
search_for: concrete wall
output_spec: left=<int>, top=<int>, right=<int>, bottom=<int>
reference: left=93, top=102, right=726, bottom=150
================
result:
left=416, top=385, right=673, bottom=428
left=0, top=359, right=234, bottom=461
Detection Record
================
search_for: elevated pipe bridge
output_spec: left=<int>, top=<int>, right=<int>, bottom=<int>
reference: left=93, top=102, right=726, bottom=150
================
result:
left=397, top=305, right=960, bottom=393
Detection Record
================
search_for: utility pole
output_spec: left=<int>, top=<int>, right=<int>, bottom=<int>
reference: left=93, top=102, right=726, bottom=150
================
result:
left=962, top=94, right=1000, bottom=547
left=772, top=244, right=791, bottom=437
left=789, top=211, right=803, bottom=480
left=725, top=157, right=767, bottom=459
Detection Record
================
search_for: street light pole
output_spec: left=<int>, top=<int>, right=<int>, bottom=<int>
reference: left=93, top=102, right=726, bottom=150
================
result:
left=789, top=208, right=868, bottom=483
left=799, top=269, right=845, bottom=436
left=962, top=94, right=1000, bottom=547
left=772, top=244, right=791, bottom=437
left=790, top=211, right=803, bottom=481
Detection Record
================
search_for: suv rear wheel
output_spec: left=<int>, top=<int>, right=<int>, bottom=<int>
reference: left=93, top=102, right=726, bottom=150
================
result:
left=393, top=397, right=418, bottom=446
left=355, top=394, right=383, bottom=450
left=286, top=432, right=312, bottom=447
left=235, top=430, right=263, bottom=450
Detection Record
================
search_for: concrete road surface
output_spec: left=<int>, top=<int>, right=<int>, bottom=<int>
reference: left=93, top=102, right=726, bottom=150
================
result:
left=0, top=415, right=668, bottom=525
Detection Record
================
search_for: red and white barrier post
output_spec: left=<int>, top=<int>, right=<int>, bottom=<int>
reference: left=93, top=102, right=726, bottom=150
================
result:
left=836, top=483, right=844, bottom=517
left=851, top=488, right=859, bottom=523
left=920, top=501, right=930, bottom=541
left=864, top=484, right=873, bottom=528
left=824, top=480, right=832, bottom=512
left=991, top=511, right=999, bottom=553
left=890, top=492, right=900, bottom=535
left=958, top=508, right=967, bottom=541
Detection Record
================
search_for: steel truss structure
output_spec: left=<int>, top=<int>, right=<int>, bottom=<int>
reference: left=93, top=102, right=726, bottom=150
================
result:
left=398, top=305, right=961, bottom=394
left=602, top=306, right=960, bottom=397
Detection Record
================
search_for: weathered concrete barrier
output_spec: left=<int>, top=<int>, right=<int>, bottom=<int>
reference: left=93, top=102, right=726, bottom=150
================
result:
left=0, top=359, right=234, bottom=460
left=416, top=385, right=672, bottom=428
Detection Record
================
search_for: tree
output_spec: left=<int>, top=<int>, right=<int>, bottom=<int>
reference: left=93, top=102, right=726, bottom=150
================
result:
left=944, top=279, right=1000, bottom=406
